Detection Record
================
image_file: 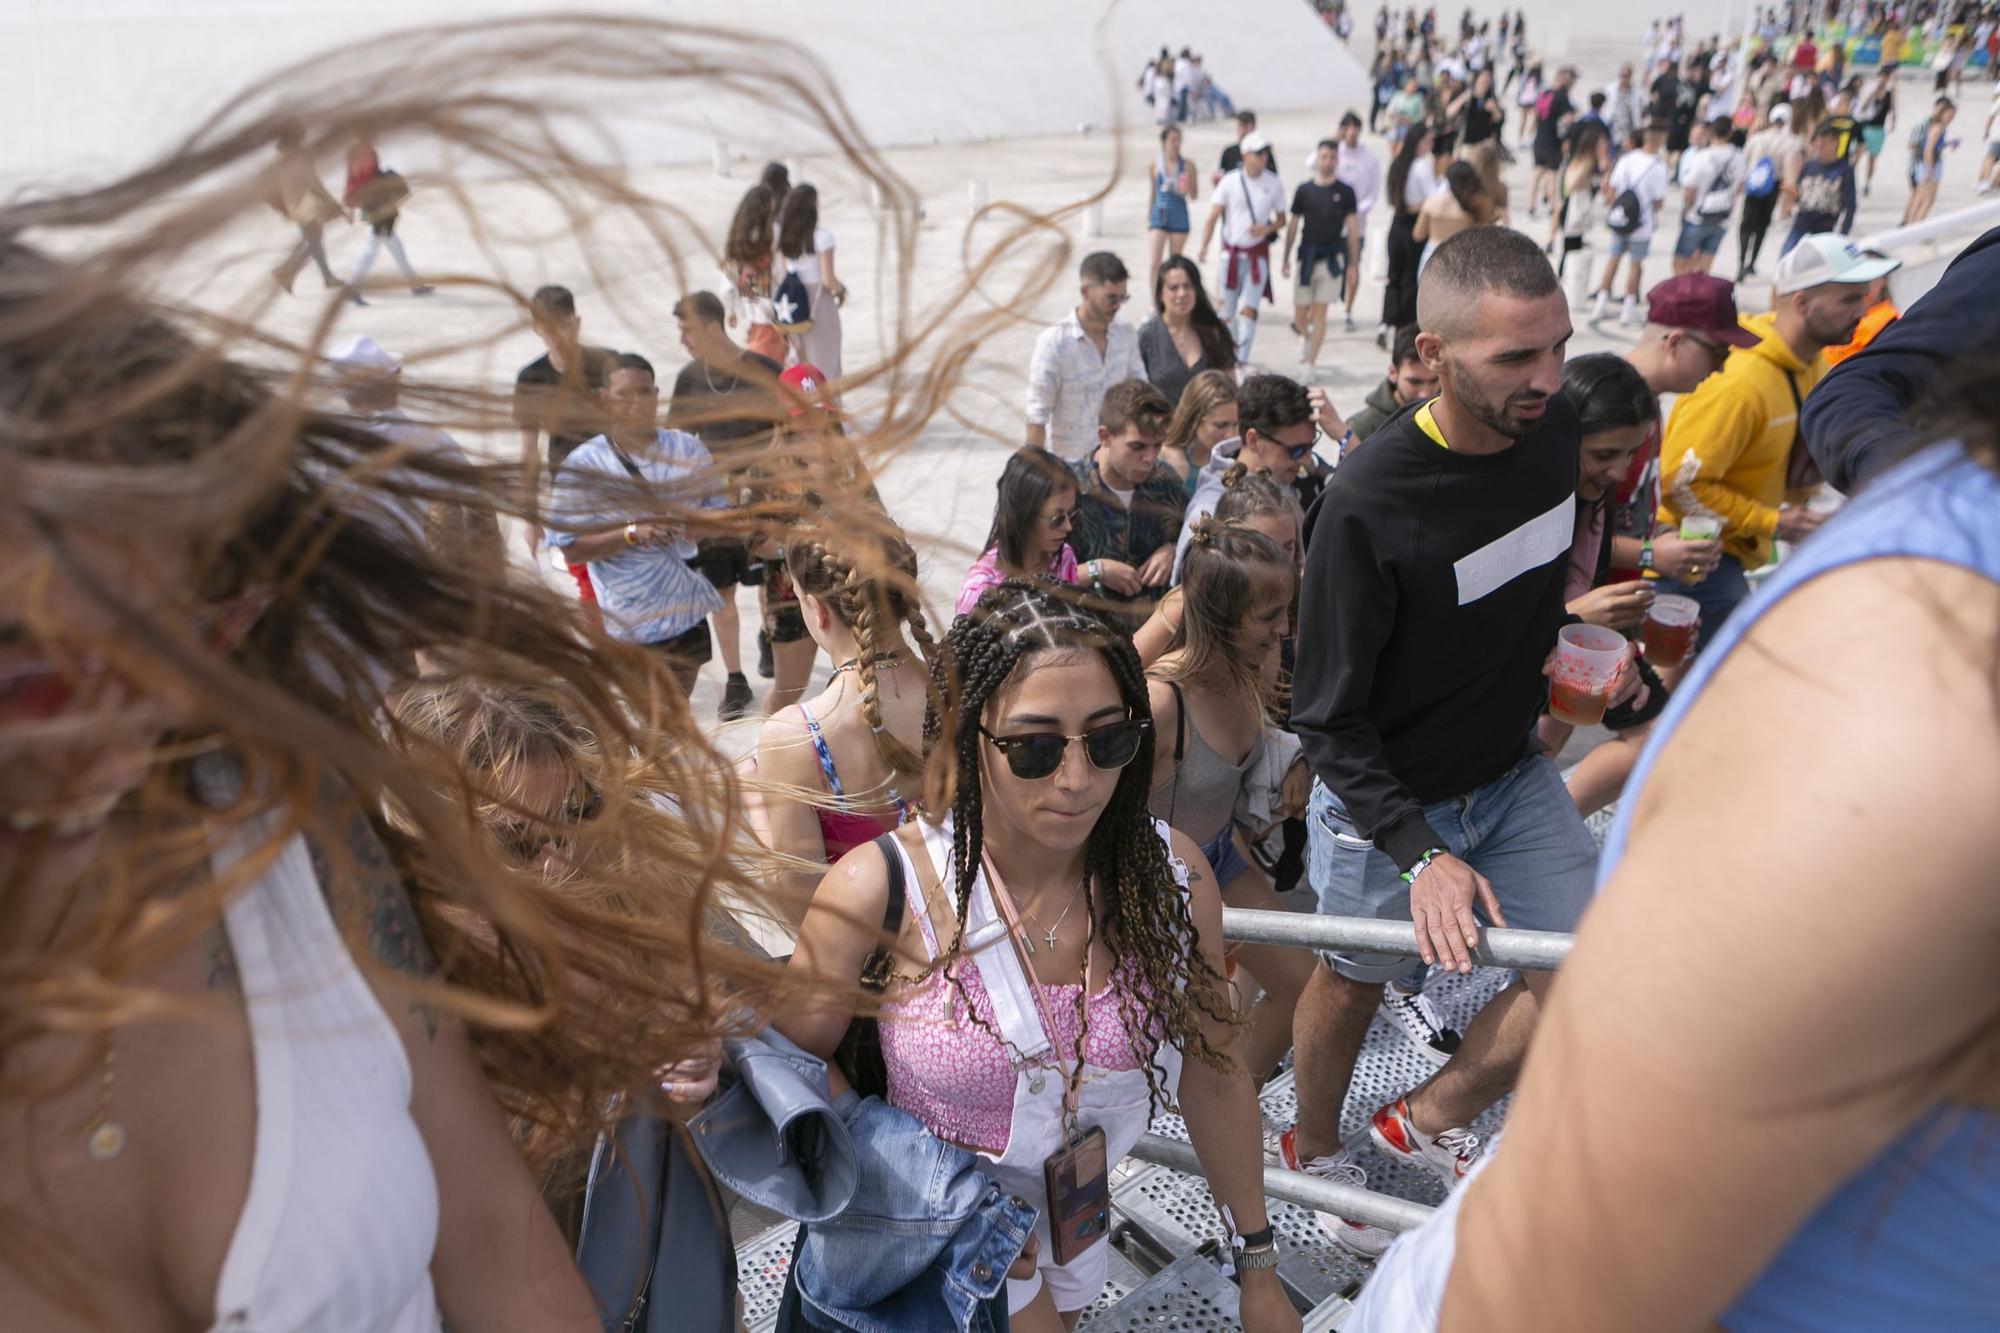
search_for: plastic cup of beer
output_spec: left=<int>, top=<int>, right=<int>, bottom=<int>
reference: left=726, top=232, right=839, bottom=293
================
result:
left=1549, top=624, right=1627, bottom=726
left=1678, top=514, right=1723, bottom=541
left=1641, top=594, right=1701, bottom=670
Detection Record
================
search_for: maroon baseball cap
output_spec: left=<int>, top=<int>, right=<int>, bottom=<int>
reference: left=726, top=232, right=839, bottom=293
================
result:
left=1644, top=274, right=1760, bottom=347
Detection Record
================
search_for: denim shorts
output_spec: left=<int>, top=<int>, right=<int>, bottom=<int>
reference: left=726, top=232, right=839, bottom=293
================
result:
left=1305, top=755, right=1598, bottom=983
left=1607, top=233, right=1652, bottom=260
left=1199, top=824, right=1252, bottom=887
left=1675, top=219, right=1727, bottom=258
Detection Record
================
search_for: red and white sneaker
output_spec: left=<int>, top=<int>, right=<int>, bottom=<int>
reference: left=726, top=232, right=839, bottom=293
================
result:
left=1368, top=1097, right=1482, bottom=1187
left=1274, top=1126, right=1396, bottom=1259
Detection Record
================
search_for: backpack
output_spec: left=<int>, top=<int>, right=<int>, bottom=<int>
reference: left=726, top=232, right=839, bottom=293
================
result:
left=1696, top=158, right=1738, bottom=219
left=1606, top=186, right=1646, bottom=236
left=1745, top=155, right=1778, bottom=198
left=771, top=269, right=813, bottom=335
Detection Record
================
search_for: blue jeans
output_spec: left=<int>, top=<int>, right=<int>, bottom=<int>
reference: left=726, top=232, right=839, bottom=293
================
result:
left=1654, top=554, right=1752, bottom=661
left=1306, top=755, right=1598, bottom=982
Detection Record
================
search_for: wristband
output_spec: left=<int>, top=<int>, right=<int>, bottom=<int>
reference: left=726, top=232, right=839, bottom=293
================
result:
left=1637, top=539, right=1654, bottom=572
left=624, top=522, right=640, bottom=547
left=1400, top=846, right=1449, bottom=885
left=1233, top=1225, right=1275, bottom=1250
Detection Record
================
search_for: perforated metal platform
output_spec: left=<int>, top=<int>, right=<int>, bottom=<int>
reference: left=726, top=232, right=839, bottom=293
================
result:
left=1075, top=1253, right=1241, bottom=1331
left=1116, top=966, right=1514, bottom=1305
left=738, top=1221, right=797, bottom=1333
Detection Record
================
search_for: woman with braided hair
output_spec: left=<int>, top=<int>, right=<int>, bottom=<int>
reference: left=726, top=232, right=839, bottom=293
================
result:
left=1146, top=519, right=1322, bottom=1085
left=778, top=581, right=1299, bottom=1332
left=755, top=516, right=942, bottom=923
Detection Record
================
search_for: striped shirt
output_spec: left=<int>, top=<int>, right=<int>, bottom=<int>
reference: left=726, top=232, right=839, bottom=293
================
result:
left=548, top=430, right=724, bottom=644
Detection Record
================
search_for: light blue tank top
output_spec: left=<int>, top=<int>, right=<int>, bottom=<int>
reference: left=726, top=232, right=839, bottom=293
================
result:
left=1603, top=442, right=2000, bottom=1332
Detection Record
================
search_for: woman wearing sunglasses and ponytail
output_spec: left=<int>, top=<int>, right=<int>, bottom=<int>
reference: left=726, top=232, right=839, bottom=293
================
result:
left=956, top=446, right=1083, bottom=616
left=1148, top=519, right=1323, bottom=1085
left=779, top=582, right=1300, bottom=1333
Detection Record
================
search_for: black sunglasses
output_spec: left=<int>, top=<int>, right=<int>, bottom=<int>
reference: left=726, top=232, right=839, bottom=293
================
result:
left=978, top=718, right=1150, bottom=781
left=1268, top=422, right=1322, bottom=460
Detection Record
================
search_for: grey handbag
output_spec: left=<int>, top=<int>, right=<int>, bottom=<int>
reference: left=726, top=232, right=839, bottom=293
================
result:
left=689, top=1027, right=860, bottom=1224
left=575, top=1117, right=736, bottom=1333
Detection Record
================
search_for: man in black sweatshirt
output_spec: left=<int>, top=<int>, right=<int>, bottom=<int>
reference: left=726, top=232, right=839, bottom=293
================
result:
left=1274, top=227, right=1641, bottom=1253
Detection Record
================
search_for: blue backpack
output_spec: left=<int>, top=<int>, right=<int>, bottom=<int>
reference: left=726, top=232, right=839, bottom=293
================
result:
left=1745, top=155, right=1778, bottom=198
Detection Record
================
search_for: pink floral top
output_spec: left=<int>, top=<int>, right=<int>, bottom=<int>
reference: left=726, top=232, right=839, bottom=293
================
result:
left=880, top=955, right=1159, bottom=1155
left=954, top=543, right=1079, bottom=618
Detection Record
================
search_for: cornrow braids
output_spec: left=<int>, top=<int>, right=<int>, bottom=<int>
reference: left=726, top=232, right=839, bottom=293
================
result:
left=923, top=581, right=1235, bottom=1118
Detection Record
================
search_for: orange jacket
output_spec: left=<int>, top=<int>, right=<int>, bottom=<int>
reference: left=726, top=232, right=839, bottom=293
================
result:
left=1823, top=300, right=1899, bottom=365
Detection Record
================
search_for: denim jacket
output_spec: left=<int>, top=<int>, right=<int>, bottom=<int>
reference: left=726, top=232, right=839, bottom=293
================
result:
left=783, top=1092, right=1038, bottom=1333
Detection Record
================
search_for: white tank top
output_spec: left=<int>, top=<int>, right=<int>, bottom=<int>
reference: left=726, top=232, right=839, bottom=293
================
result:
left=207, top=828, right=442, bottom=1332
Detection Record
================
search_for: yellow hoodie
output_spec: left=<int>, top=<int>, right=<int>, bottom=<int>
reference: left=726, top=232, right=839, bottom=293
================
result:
left=1656, top=310, right=1825, bottom=568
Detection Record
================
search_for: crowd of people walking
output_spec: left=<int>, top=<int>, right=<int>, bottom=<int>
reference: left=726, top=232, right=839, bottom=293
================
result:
left=4, top=10, right=1998, bottom=1333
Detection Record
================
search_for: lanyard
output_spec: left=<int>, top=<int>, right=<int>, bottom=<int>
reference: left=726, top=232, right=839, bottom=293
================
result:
left=981, top=850, right=1090, bottom=1126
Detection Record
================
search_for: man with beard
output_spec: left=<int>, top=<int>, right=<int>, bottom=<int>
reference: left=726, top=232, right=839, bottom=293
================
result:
left=1655, top=235, right=1894, bottom=641
left=1275, top=226, right=1643, bottom=1255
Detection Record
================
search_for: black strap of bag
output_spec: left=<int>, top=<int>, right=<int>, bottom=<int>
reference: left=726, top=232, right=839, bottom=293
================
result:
left=829, top=833, right=907, bottom=1099
left=1163, top=678, right=1187, bottom=830
left=1781, top=369, right=1823, bottom=492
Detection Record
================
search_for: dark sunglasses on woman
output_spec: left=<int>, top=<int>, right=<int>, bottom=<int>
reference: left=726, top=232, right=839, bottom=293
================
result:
left=977, top=717, right=1150, bottom=781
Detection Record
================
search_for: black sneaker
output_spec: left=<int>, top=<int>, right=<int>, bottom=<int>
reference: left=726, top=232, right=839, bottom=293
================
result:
left=1379, top=981, right=1462, bottom=1069
left=720, top=672, right=754, bottom=721
left=757, top=629, right=773, bottom=679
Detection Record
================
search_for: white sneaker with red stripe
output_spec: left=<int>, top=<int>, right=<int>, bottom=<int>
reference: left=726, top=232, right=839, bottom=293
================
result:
left=1368, top=1097, right=1482, bottom=1187
left=1274, top=1126, right=1395, bottom=1259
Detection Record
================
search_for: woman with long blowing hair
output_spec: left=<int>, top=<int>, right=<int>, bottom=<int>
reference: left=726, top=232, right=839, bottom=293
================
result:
left=779, top=581, right=1297, bottom=1332
left=0, top=16, right=957, bottom=1329
left=1138, top=254, right=1237, bottom=410
left=777, top=183, right=847, bottom=378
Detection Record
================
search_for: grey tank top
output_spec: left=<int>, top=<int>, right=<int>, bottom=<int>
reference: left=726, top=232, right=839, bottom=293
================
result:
left=1147, top=679, right=1264, bottom=843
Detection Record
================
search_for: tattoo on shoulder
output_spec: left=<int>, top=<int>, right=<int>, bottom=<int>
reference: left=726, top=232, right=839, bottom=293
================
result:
left=305, top=781, right=442, bottom=1040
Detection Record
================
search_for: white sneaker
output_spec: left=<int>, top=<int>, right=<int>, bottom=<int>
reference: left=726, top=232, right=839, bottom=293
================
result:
left=1620, top=295, right=1640, bottom=326
left=1369, top=1097, right=1484, bottom=1188
left=1344, top=311, right=1357, bottom=332
left=1592, top=290, right=1609, bottom=321
left=1378, top=982, right=1462, bottom=1068
left=1298, top=337, right=1312, bottom=362
left=1275, top=1129, right=1395, bottom=1258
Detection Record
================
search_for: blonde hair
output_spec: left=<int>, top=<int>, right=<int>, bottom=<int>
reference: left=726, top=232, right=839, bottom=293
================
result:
left=1163, top=369, right=1239, bottom=456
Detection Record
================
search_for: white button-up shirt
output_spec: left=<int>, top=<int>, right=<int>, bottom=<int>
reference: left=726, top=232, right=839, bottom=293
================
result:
left=1025, top=311, right=1141, bottom=462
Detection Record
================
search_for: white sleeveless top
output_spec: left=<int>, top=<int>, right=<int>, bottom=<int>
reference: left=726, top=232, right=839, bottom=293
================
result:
left=207, top=829, right=442, bottom=1332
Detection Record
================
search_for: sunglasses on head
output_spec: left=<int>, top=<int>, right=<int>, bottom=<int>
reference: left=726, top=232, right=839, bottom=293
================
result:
left=978, top=718, right=1150, bottom=781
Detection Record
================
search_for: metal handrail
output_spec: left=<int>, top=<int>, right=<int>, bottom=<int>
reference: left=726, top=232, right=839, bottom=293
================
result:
left=1856, top=199, right=2000, bottom=254
left=1221, top=907, right=1573, bottom=972
left=1128, top=1133, right=1438, bottom=1234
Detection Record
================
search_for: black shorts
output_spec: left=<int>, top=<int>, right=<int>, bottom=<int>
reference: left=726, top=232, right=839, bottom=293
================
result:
left=693, top=538, right=763, bottom=590
left=645, top=620, right=714, bottom=669
left=1533, top=140, right=1563, bottom=170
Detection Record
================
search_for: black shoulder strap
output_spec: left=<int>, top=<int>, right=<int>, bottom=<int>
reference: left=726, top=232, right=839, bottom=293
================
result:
left=605, top=437, right=646, bottom=483
left=1165, top=679, right=1187, bottom=762
left=860, top=833, right=906, bottom=991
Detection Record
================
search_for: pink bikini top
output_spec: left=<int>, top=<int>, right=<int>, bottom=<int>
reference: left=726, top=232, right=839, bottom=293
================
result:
left=875, top=820, right=1167, bottom=1156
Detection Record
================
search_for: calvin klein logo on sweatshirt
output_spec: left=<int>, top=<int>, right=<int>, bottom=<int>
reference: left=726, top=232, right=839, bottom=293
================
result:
left=1453, top=493, right=1576, bottom=606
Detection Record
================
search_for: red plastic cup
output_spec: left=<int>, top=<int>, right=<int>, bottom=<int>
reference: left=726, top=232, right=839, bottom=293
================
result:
left=1548, top=624, right=1626, bottom=726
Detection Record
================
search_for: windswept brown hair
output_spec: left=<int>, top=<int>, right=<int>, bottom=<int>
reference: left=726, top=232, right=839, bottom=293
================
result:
left=1162, top=369, right=1238, bottom=457
left=1150, top=517, right=1294, bottom=723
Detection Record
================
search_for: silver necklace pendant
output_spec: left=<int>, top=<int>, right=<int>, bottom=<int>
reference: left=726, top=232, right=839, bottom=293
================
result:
left=1044, top=925, right=1059, bottom=951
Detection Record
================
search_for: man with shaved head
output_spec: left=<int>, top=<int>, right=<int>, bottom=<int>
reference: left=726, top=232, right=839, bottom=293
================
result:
left=1274, top=227, right=1644, bottom=1252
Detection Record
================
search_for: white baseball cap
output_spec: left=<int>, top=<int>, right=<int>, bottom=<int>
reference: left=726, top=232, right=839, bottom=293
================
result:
left=1773, top=235, right=1901, bottom=295
left=325, top=334, right=403, bottom=378
left=1769, top=102, right=1792, bottom=125
left=1240, top=131, right=1271, bottom=156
